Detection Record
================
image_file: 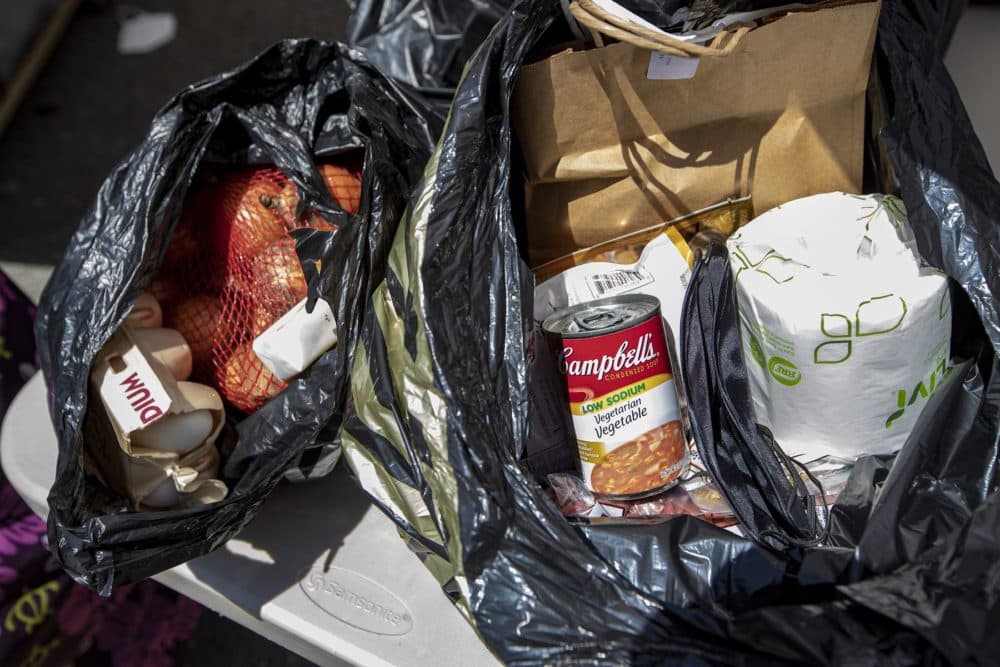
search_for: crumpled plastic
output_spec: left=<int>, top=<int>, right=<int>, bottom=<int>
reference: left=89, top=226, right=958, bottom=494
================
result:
left=345, top=0, right=511, bottom=101
left=342, top=0, right=1000, bottom=663
left=35, top=40, right=443, bottom=594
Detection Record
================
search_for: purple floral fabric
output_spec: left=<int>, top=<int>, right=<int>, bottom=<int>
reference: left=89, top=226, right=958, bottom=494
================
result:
left=0, top=270, right=201, bottom=666
left=0, top=272, right=36, bottom=426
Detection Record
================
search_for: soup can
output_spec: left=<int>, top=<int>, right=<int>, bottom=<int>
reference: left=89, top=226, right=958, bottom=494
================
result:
left=542, top=294, right=687, bottom=499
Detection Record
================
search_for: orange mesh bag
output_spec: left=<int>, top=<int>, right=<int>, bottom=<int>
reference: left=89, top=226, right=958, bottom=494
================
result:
left=159, top=163, right=362, bottom=413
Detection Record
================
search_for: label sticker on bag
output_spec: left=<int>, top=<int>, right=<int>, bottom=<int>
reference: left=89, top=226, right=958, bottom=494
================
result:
left=99, top=333, right=173, bottom=434
left=586, top=269, right=654, bottom=298
left=647, top=53, right=699, bottom=80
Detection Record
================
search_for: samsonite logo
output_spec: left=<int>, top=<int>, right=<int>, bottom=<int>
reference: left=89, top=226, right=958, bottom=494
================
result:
left=768, top=357, right=801, bottom=386
left=300, top=564, right=413, bottom=636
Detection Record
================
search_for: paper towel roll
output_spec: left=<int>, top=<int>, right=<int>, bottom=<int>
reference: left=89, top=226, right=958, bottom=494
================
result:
left=727, top=192, right=952, bottom=461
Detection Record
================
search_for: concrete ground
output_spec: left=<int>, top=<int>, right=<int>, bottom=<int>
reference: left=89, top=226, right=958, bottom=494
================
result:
left=0, top=3, right=999, bottom=666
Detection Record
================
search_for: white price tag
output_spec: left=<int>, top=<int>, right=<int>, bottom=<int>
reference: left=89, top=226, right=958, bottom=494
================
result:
left=647, top=53, right=699, bottom=80
left=253, top=298, right=338, bottom=381
left=99, top=337, right=173, bottom=434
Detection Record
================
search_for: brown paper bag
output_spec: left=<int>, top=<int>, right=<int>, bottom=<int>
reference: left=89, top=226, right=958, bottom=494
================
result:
left=512, top=0, right=880, bottom=266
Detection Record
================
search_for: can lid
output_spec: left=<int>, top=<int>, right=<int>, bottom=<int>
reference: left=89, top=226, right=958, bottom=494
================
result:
left=542, top=294, right=660, bottom=338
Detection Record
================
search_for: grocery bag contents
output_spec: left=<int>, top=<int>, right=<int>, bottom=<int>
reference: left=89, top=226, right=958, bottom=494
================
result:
left=728, top=192, right=952, bottom=461
left=681, top=474, right=732, bottom=518
left=542, top=295, right=687, bottom=498
left=86, top=295, right=229, bottom=509
left=125, top=291, right=163, bottom=328
left=550, top=451, right=854, bottom=536
left=526, top=236, right=690, bottom=480
left=135, top=443, right=224, bottom=509
left=547, top=472, right=737, bottom=528
left=338, top=0, right=1000, bottom=659
left=539, top=231, right=689, bottom=345
left=687, top=455, right=855, bottom=524
left=35, top=38, right=444, bottom=593
left=252, top=297, right=338, bottom=381
left=512, top=0, right=880, bottom=265
left=154, top=163, right=361, bottom=413
left=801, top=456, right=856, bottom=510
left=534, top=198, right=752, bottom=337
left=524, top=199, right=751, bottom=478
left=129, top=327, right=193, bottom=381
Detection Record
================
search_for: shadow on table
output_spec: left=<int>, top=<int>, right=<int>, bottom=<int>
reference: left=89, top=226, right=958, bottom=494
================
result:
left=186, top=463, right=369, bottom=617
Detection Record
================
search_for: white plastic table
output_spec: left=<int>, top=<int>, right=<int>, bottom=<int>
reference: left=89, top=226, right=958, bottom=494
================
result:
left=1, top=373, right=499, bottom=667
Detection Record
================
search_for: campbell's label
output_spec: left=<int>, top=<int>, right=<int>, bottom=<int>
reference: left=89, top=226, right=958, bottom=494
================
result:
left=561, top=330, right=662, bottom=390
left=550, top=305, right=687, bottom=498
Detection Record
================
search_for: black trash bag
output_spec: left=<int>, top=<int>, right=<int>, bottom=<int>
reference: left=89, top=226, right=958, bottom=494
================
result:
left=345, top=0, right=512, bottom=98
left=681, top=244, right=828, bottom=550
left=342, top=0, right=1000, bottom=663
left=35, top=39, right=443, bottom=595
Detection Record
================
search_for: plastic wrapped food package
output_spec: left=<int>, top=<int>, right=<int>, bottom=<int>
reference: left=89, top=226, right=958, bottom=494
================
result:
left=727, top=192, right=953, bottom=461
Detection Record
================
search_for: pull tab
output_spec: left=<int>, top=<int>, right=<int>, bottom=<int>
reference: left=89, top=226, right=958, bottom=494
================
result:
left=575, top=309, right=624, bottom=331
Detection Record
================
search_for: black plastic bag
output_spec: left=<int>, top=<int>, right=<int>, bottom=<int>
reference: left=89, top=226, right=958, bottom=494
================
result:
left=345, top=0, right=511, bottom=99
left=35, top=40, right=442, bottom=594
left=681, top=244, right=828, bottom=550
left=342, top=0, right=1000, bottom=663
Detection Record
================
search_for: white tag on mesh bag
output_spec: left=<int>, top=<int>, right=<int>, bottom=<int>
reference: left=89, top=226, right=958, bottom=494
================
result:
left=253, top=298, right=338, bottom=382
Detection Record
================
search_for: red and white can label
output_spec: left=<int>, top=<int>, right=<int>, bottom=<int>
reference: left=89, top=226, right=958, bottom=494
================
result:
left=559, top=315, right=686, bottom=497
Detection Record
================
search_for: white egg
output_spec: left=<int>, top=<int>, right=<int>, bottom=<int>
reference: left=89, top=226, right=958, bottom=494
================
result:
left=132, top=328, right=192, bottom=380
left=126, top=292, right=163, bottom=329
left=131, top=409, right=215, bottom=454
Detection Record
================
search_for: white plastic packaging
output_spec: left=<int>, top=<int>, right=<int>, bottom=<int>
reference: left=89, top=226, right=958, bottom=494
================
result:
left=534, top=232, right=691, bottom=341
left=727, top=192, right=953, bottom=461
left=252, top=297, right=338, bottom=382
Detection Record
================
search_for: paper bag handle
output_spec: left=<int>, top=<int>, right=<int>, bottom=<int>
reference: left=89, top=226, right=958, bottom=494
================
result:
left=569, top=0, right=750, bottom=57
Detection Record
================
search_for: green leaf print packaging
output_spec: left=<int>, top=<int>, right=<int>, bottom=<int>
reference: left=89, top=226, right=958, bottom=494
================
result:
left=727, top=192, right=952, bottom=461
